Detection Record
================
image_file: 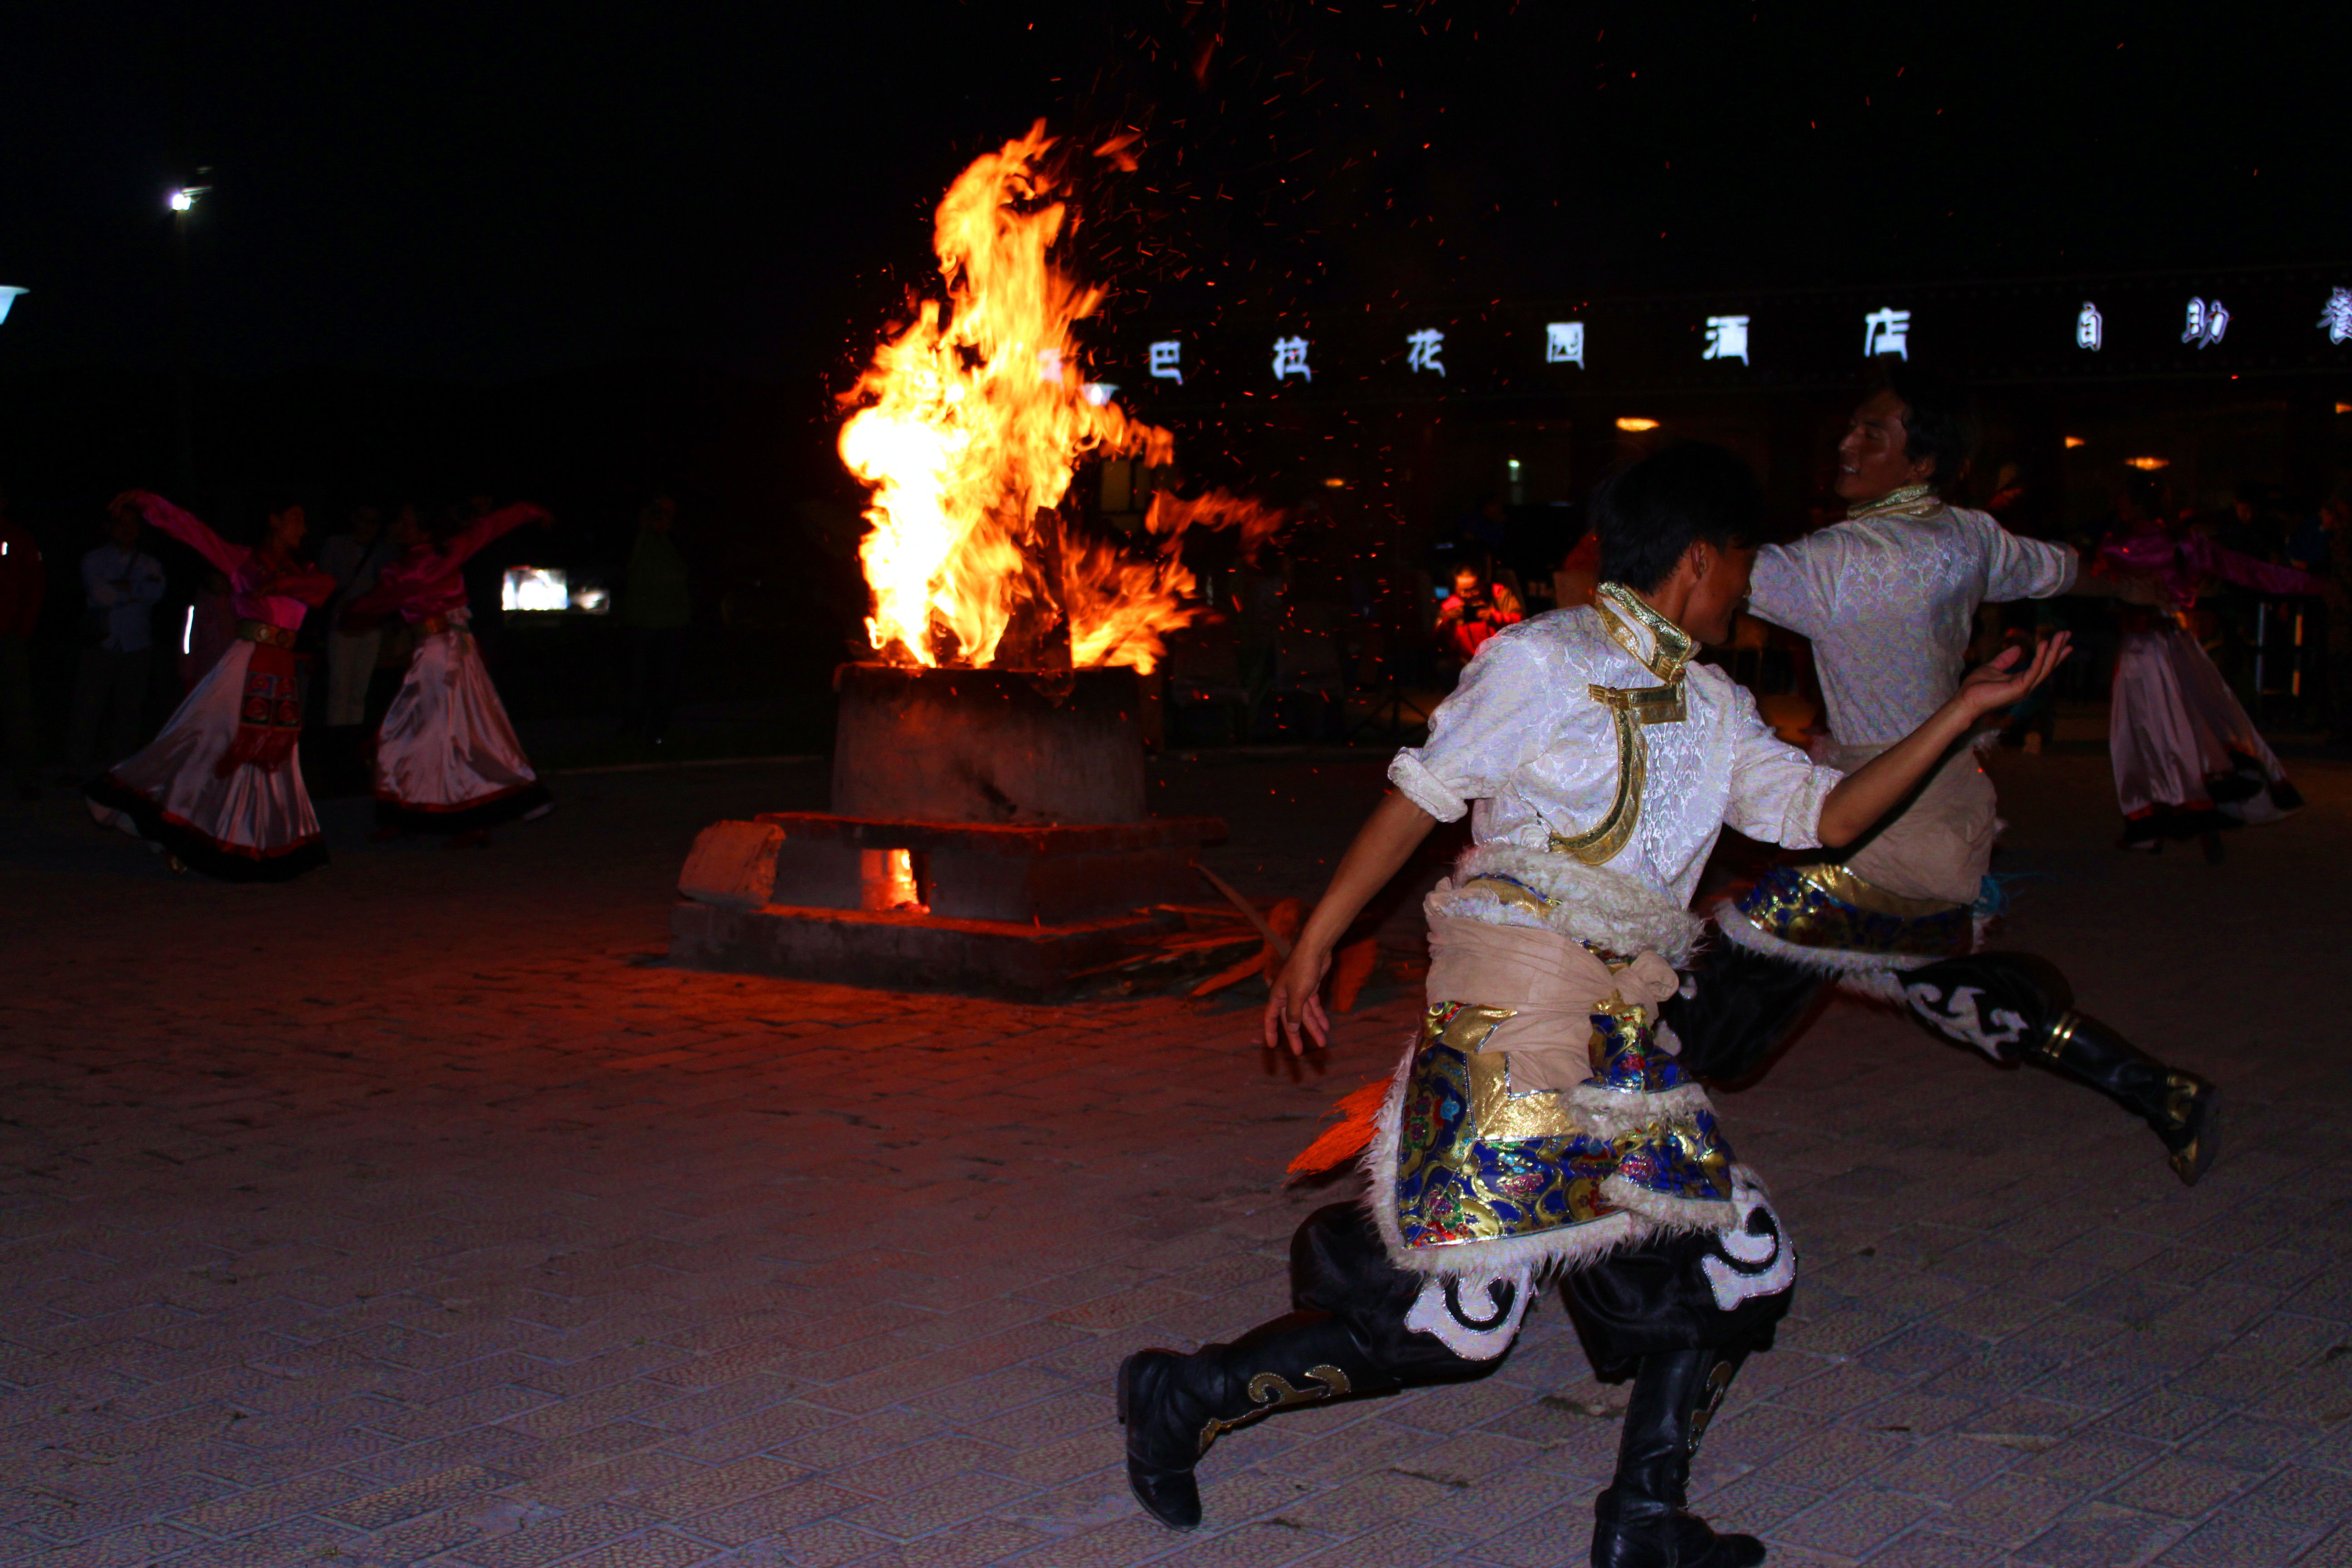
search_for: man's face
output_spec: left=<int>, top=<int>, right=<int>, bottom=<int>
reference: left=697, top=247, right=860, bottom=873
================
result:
left=1835, top=388, right=1934, bottom=503
left=1453, top=569, right=1480, bottom=598
left=106, top=513, right=140, bottom=550
left=1682, top=543, right=1756, bottom=646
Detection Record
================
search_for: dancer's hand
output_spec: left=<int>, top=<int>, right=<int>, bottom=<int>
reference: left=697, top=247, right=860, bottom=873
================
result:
left=1954, top=632, right=2070, bottom=719
left=1264, top=941, right=1334, bottom=1055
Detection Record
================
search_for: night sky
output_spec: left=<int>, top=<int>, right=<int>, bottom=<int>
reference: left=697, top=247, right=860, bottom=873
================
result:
left=3, top=1, right=2345, bottom=394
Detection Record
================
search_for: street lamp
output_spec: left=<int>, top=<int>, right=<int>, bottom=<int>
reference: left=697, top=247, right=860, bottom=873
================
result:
left=169, top=172, right=212, bottom=491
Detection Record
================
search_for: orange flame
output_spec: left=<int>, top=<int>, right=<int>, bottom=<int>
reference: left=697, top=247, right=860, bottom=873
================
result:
left=837, top=123, right=1277, bottom=674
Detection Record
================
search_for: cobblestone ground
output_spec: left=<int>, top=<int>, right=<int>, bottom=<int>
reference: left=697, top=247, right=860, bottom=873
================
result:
left=2, top=747, right=2349, bottom=1568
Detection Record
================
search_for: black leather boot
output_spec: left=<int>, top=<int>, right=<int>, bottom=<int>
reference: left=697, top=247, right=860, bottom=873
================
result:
left=1899, top=951, right=2075, bottom=1061
left=1117, top=1311, right=1396, bottom=1530
left=1590, top=1347, right=1764, bottom=1568
left=2028, top=1011, right=2222, bottom=1186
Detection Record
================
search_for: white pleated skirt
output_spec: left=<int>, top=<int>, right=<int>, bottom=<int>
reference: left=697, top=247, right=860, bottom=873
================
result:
left=2110, top=620, right=2292, bottom=823
left=373, top=626, right=550, bottom=832
left=85, top=639, right=328, bottom=881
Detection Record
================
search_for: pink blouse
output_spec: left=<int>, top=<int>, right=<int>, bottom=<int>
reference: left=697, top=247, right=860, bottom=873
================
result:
left=131, top=494, right=337, bottom=632
left=2099, top=527, right=2327, bottom=609
left=346, top=505, right=546, bottom=624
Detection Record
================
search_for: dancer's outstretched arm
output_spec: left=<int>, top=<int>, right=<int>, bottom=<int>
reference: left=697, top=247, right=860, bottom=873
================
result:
left=1264, top=790, right=1436, bottom=1055
left=113, top=491, right=243, bottom=577
left=1816, top=633, right=2069, bottom=847
left=441, top=503, right=553, bottom=568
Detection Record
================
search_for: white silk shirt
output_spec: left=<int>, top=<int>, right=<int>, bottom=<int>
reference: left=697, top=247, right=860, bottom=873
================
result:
left=1747, top=488, right=2077, bottom=747
left=1389, top=596, right=1839, bottom=911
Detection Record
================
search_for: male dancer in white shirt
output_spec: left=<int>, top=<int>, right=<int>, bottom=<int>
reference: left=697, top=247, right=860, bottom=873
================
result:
left=1693, top=363, right=2218, bottom=1186
left=1117, top=444, right=2066, bottom=1568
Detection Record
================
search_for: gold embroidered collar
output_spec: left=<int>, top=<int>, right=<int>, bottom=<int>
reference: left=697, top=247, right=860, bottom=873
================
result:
left=1846, top=481, right=1941, bottom=521
left=1594, top=582, right=1695, bottom=684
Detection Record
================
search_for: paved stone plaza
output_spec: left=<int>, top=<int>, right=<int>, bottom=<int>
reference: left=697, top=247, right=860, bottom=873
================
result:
left=3, top=745, right=2349, bottom=1568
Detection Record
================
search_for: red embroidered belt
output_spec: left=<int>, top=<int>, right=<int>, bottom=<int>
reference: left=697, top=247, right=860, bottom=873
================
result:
left=238, top=620, right=296, bottom=649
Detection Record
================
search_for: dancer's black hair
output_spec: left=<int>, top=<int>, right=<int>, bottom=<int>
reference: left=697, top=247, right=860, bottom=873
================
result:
left=1592, top=442, right=1761, bottom=592
left=1872, top=359, right=1978, bottom=488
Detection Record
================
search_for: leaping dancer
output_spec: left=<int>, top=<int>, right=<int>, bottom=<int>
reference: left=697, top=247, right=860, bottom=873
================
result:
left=86, top=492, right=338, bottom=881
left=342, top=502, right=555, bottom=847
left=1117, top=444, right=2066, bottom=1568
left=1694, top=365, right=2221, bottom=1185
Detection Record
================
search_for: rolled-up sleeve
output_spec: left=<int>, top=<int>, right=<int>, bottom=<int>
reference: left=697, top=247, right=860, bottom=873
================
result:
left=1979, top=513, right=2077, bottom=602
left=1388, top=631, right=1555, bottom=822
left=1721, top=684, right=1841, bottom=850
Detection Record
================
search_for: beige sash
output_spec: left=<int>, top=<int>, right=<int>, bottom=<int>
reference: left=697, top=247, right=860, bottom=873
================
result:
left=1425, top=915, right=1681, bottom=1093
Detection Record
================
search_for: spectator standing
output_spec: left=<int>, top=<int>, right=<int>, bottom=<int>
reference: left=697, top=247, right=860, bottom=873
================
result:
left=69, top=505, right=166, bottom=768
left=620, top=496, right=692, bottom=742
left=0, top=485, right=44, bottom=798
left=1435, top=559, right=1522, bottom=663
left=318, top=505, right=397, bottom=728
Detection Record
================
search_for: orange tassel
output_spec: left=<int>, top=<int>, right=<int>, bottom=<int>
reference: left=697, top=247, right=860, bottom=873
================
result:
left=1285, top=1078, right=1392, bottom=1180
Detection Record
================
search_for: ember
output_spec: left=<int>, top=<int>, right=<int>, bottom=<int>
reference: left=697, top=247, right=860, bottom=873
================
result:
left=837, top=122, right=1276, bottom=676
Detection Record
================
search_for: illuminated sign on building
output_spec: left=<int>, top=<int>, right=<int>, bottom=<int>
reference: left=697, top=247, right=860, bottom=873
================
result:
left=1148, top=340, right=1184, bottom=382
left=1703, top=315, right=1751, bottom=365
left=2320, top=289, right=2352, bottom=346
left=1406, top=328, right=1446, bottom=376
left=2077, top=303, right=2104, bottom=351
left=2182, top=299, right=2230, bottom=349
left=1863, top=307, right=1911, bottom=359
left=1271, top=336, right=1313, bottom=382
left=1545, top=321, right=1586, bottom=367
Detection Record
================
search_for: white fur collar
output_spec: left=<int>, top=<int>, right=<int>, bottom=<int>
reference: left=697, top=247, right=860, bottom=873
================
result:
left=1424, top=842, right=1703, bottom=964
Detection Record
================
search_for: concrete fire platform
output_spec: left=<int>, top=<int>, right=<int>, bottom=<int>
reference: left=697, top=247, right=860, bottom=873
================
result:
left=669, top=664, right=1228, bottom=996
left=668, top=811, right=1227, bottom=997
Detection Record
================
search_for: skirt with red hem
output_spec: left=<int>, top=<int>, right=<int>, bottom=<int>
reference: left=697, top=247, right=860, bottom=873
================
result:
left=83, top=640, right=329, bottom=882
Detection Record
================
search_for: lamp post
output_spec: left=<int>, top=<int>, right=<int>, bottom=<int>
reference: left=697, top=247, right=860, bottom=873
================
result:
left=170, top=175, right=211, bottom=494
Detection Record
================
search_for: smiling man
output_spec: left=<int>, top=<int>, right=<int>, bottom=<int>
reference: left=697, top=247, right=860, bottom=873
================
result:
left=1692, top=363, right=2220, bottom=1186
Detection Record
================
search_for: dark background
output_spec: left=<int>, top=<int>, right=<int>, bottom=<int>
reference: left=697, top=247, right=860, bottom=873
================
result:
left=1, top=0, right=2345, bottom=737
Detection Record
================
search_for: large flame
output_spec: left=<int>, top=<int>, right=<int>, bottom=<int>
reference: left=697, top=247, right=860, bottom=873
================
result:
left=837, top=123, right=1272, bottom=675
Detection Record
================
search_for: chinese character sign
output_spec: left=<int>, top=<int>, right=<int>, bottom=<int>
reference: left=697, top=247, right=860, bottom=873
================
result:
left=2182, top=299, right=2229, bottom=349
left=1703, top=315, right=1751, bottom=365
left=2077, top=303, right=2104, bottom=351
left=1148, top=340, right=1184, bottom=384
left=1405, top=328, right=1446, bottom=377
left=1545, top=321, right=1586, bottom=367
left=1271, top=336, right=1313, bottom=382
left=2319, top=289, right=2352, bottom=346
left=1863, top=307, right=1910, bottom=359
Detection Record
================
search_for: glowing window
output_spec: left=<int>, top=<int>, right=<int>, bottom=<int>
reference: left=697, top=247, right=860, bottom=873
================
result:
left=502, top=567, right=569, bottom=612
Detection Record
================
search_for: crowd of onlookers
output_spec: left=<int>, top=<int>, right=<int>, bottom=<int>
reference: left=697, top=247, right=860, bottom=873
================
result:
left=0, top=487, right=699, bottom=802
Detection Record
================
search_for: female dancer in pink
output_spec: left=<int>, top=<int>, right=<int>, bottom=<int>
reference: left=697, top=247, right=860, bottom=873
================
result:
left=2098, top=475, right=2323, bottom=853
left=86, top=491, right=338, bottom=880
left=343, top=501, right=554, bottom=847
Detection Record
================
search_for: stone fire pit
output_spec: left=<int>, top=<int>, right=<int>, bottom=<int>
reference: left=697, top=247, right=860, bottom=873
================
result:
left=668, top=664, right=1225, bottom=997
